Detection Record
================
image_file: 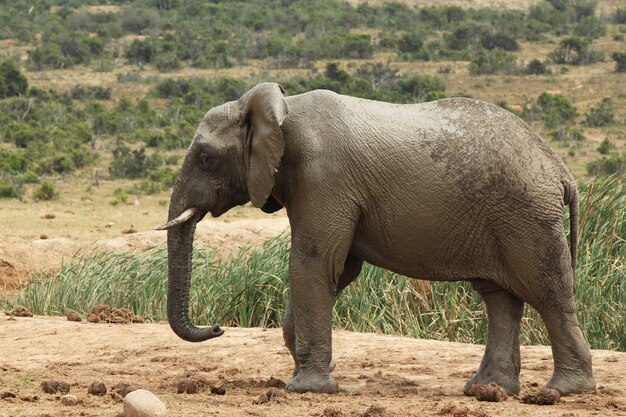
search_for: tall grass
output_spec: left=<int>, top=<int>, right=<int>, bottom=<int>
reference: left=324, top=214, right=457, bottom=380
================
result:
left=3, top=177, right=624, bottom=350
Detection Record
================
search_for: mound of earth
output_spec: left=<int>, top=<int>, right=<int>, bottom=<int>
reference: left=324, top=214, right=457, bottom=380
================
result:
left=0, top=218, right=289, bottom=289
left=1, top=316, right=625, bottom=417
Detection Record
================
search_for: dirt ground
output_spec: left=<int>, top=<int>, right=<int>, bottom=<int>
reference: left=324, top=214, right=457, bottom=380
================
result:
left=0, top=316, right=625, bottom=417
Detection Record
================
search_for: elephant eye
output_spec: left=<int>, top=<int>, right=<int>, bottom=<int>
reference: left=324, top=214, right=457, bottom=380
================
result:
left=200, top=153, right=213, bottom=169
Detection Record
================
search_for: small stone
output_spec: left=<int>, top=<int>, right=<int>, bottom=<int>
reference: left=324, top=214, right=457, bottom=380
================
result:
left=61, top=394, right=78, bottom=406
left=123, top=389, right=167, bottom=417
left=67, top=311, right=82, bottom=322
left=39, top=234, right=48, bottom=240
left=88, top=381, right=107, bottom=396
left=42, top=213, right=56, bottom=219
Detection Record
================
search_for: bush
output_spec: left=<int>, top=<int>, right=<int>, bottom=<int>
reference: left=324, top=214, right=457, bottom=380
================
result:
left=573, top=16, right=606, bottom=39
left=469, top=48, right=518, bottom=75
left=525, top=59, right=550, bottom=75
left=481, top=32, right=519, bottom=51
left=549, top=126, right=585, bottom=144
left=108, top=144, right=162, bottom=179
left=586, top=153, right=625, bottom=176
left=0, top=60, right=28, bottom=98
left=34, top=180, right=59, bottom=201
left=527, top=93, right=578, bottom=128
left=612, top=52, right=626, bottom=73
left=397, top=32, right=424, bottom=54
left=615, top=8, right=626, bottom=24
left=549, top=36, right=602, bottom=65
left=597, top=138, right=615, bottom=155
left=0, top=181, right=19, bottom=199
left=585, top=98, right=615, bottom=127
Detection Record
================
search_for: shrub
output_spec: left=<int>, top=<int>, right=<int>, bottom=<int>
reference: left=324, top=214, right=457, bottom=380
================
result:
left=481, top=32, right=519, bottom=51
left=549, top=126, right=585, bottom=144
left=108, top=144, right=162, bottom=179
left=528, top=93, right=578, bottom=128
left=612, top=52, right=626, bottom=73
left=586, top=153, right=625, bottom=176
left=0, top=181, right=19, bottom=199
left=615, top=8, right=626, bottom=24
left=597, top=138, right=614, bottom=155
left=469, top=48, right=518, bottom=75
left=525, top=59, right=550, bottom=75
left=397, top=32, right=424, bottom=54
left=34, top=180, right=59, bottom=201
left=549, top=36, right=602, bottom=65
left=585, top=98, right=614, bottom=127
left=573, top=16, right=606, bottom=39
left=394, top=74, right=446, bottom=102
left=0, top=60, right=28, bottom=98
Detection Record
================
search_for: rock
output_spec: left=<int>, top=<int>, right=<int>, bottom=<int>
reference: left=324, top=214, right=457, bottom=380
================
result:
left=66, top=311, right=82, bottom=322
left=123, top=389, right=167, bottom=417
left=210, top=386, right=226, bottom=395
left=61, top=394, right=78, bottom=406
left=88, top=381, right=107, bottom=396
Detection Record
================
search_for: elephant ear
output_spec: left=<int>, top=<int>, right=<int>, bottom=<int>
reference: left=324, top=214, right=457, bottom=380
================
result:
left=241, top=83, right=288, bottom=208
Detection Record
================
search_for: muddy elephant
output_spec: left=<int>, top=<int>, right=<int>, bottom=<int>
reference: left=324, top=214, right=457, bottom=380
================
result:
left=156, top=83, right=595, bottom=396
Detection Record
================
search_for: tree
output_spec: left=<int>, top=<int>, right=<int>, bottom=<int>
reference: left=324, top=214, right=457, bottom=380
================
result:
left=0, top=60, right=28, bottom=98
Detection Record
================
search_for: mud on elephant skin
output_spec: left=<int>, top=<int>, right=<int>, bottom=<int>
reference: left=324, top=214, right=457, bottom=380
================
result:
left=156, top=83, right=595, bottom=396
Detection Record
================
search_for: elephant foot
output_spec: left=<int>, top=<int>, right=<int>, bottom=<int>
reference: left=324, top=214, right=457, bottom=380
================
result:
left=286, top=371, right=337, bottom=393
left=546, top=368, right=596, bottom=395
left=292, top=359, right=336, bottom=377
left=463, top=369, right=520, bottom=396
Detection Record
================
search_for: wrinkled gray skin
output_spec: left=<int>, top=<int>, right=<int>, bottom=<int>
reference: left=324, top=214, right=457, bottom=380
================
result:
left=161, top=83, right=595, bottom=396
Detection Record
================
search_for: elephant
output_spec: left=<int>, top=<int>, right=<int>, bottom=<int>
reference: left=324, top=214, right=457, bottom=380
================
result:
left=156, top=82, right=595, bottom=396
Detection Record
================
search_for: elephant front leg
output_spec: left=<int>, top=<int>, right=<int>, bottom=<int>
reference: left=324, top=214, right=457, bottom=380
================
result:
left=283, top=255, right=362, bottom=378
left=285, top=253, right=338, bottom=393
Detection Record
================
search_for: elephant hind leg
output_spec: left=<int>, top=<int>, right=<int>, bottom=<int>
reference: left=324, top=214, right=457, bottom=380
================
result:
left=531, top=291, right=595, bottom=394
left=464, top=279, right=523, bottom=395
left=507, top=236, right=595, bottom=395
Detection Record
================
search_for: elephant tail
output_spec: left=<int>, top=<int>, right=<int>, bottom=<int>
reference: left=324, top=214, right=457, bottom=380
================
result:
left=564, top=181, right=579, bottom=291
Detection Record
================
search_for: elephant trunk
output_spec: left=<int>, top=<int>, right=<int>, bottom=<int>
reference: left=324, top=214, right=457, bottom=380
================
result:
left=166, top=209, right=224, bottom=342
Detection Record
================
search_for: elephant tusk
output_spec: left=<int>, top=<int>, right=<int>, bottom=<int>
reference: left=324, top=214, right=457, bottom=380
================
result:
left=154, top=207, right=198, bottom=230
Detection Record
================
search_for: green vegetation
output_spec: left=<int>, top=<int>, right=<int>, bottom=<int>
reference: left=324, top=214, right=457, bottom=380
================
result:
left=585, top=98, right=615, bottom=127
left=523, top=92, right=578, bottom=128
left=33, top=180, right=59, bottom=201
left=4, top=177, right=625, bottom=351
left=0, top=60, right=28, bottom=98
left=612, top=52, right=626, bottom=72
left=587, top=153, right=626, bottom=176
left=549, top=36, right=603, bottom=65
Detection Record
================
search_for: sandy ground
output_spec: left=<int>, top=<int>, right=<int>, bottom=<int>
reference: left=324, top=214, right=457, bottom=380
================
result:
left=1, top=316, right=625, bottom=417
